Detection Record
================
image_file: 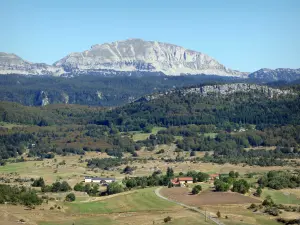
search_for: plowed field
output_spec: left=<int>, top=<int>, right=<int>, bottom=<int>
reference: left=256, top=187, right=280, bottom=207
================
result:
left=160, top=187, right=261, bottom=206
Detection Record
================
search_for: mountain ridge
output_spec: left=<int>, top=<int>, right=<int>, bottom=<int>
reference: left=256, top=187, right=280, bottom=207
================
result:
left=1, top=39, right=299, bottom=82
left=249, top=68, right=300, bottom=82
left=54, top=38, right=247, bottom=77
left=137, top=83, right=295, bottom=102
left=0, top=39, right=247, bottom=77
left=0, top=52, right=64, bottom=76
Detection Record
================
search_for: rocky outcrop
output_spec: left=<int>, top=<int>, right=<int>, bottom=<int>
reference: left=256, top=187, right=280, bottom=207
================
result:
left=54, top=39, right=247, bottom=77
left=249, top=68, right=300, bottom=82
left=140, top=83, right=294, bottom=101
left=0, top=52, right=64, bottom=76
left=36, top=91, right=50, bottom=106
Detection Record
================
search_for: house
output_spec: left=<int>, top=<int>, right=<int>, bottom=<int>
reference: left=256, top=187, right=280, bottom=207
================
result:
left=171, top=177, right=193, bottom=187
left=209, top=174, right=219, bottom=182
left=84, top=177, right=116, bottom=185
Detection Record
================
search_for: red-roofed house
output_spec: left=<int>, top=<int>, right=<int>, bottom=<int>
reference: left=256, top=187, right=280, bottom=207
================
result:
left=171, top=177, right=193, bottom=187
left=209, top=174, right=219, bottom=182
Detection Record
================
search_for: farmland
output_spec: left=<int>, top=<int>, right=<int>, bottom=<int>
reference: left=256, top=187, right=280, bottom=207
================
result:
left=0, top=188, right=214, bottom=225
left=160, top=187, right=261, bottom=206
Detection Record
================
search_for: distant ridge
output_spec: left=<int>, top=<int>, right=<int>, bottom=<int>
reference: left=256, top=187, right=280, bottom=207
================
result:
left=249, top=68, right=300, bottom=82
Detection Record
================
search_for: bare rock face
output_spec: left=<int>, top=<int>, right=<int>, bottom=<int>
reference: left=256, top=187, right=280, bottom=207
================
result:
left=0, top=52, right=64, bottom=76
left=141, top=83, right=294, bottom=101
left=54, top=39, right=247, bottom=77
left=249, top=68, right=300, bottom=82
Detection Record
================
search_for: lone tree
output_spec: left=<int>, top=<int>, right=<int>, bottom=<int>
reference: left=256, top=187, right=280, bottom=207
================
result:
left=255, top=187, right=262, bottom=197
left=65, top=193, right=76, bottom=202
left=192, top=185, right=202, bottom=194
left=217, top=211, right=221, bottom=218
left=166, top=167, right=174, bottom=178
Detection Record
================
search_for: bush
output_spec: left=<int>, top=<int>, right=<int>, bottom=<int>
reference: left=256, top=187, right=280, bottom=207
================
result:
left=265, top=207, right=280, bottom=216
left=214, top=180, right=230, bottom=192
left=255, top=187, right=262, bottom=197
left=217, top=211, right=221, bottom=218
left=65, top=193, right=76, bottom=202
left=262, top=196, right=275, bottom=207
left=248, top=203, right=257, bottom=210
left=32, top=177, right=45, bottom=187
left=192, top=185, right=202, bottom=194
left=107, top=182, right=124, bottom=195
left=190, top=151, right=196, bottom=157
left=164, top=216, right=172, bottom=223
left=232, top=179, right=250, bottom=194
left=157, top=149, right=165, bottom=154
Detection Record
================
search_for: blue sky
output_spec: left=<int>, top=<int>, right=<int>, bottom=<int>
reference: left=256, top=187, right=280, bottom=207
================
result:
left=1, top=0, right=299, bottom=72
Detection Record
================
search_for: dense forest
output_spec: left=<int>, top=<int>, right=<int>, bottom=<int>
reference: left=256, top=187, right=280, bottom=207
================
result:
left=0, top=74, right=241, bottom=106
left=96, top=88, right=300, bottom=130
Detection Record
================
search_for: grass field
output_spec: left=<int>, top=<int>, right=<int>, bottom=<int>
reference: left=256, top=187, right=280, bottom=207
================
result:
left=0, top=153, right=122, bottom=186
left=67, top=188, right=176, bottom=214
left=131, top=126, right=166, bottom=141
left=203, top=133, right=218, bottom=138
left=35, top=188, right=214, bottom=225
left=261, top=188, right=300, bottom=205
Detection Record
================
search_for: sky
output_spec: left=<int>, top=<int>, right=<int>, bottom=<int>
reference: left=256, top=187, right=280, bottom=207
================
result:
left=1, top=0, right=300, bottom=72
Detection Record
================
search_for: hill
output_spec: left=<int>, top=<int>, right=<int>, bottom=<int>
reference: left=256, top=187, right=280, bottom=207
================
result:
left=97, top=83, right=300, bottom=130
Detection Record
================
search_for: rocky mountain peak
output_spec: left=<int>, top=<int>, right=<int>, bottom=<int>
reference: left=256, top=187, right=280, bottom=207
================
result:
left=54, top=39, right=247, bottom=77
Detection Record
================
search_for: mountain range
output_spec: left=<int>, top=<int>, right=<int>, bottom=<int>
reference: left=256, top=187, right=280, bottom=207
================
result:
left=0, top=39, right=299, bottom=82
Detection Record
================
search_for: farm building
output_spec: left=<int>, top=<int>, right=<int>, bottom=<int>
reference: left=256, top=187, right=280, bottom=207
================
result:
left=84, top=176, right=115, bottom=184
left=171, top=177, right=193, bottom=187
left=209, top=174, right=219, bottom=181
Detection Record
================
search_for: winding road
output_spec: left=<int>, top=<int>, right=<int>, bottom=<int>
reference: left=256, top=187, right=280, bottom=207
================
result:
left=154, top=187, right=225, bottom=225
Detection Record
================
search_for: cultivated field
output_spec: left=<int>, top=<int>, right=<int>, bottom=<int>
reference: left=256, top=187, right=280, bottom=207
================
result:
left=160, top=187, right=261, bottom=206
left=159, top=187, right=286, bottom=225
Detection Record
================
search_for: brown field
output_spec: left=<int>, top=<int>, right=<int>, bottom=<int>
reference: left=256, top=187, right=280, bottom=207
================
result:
left=160, top=187, right=261, bottom=206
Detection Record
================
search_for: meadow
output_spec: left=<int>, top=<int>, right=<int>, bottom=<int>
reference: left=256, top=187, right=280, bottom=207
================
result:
left=0, top=187, right=215, bottom=225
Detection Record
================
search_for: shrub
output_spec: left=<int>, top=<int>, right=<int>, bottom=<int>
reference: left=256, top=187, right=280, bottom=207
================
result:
left=192, top=185, right=202, bottom=194
left=164, top=216, right=172, bottom=223
left=248, top=203, right=257, bottom=210
left=65, top=193, right=76, bottom=202
left=265, top=207, right=280, bottom=216
left=255, top=187, right=262, bottom=197
left=232, top=179, right=250, bottom=194
left=32, top=177, right=45, bottom=187
left=107, top=182, right=124, bottom=195
left=214, top=180, right=230, bottom=192
left=262, top=196, right=275, bottom=207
